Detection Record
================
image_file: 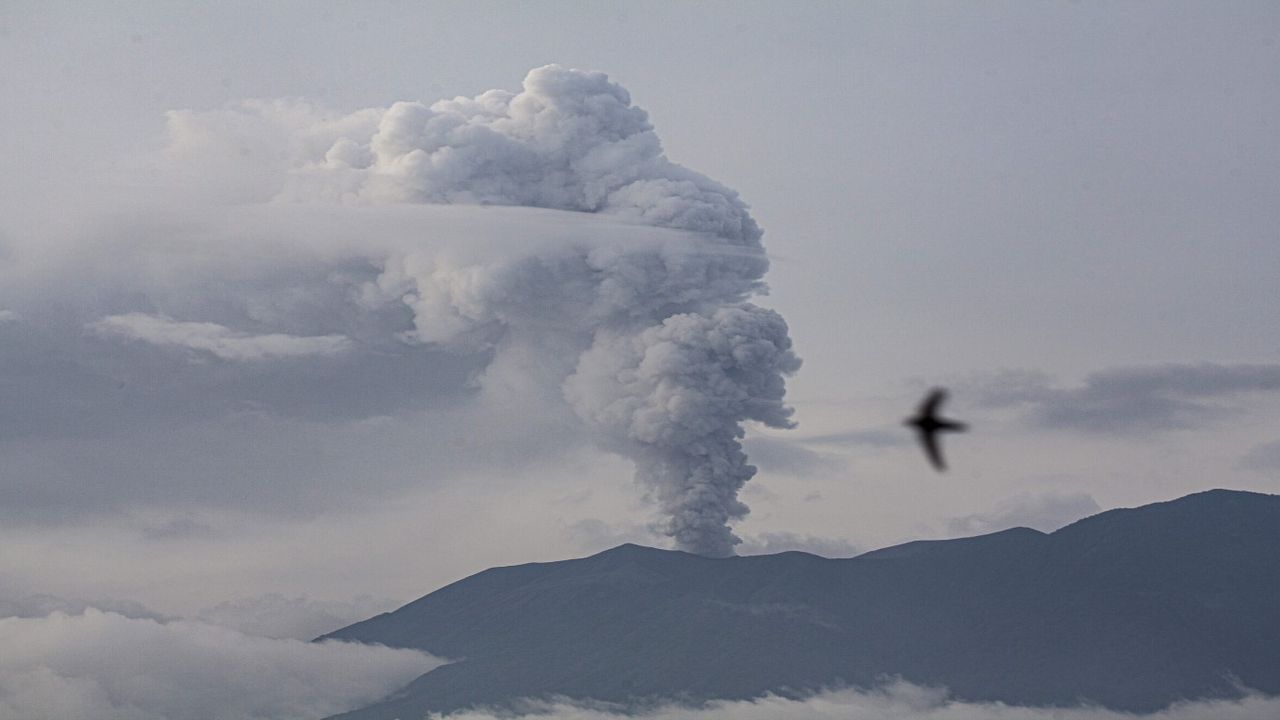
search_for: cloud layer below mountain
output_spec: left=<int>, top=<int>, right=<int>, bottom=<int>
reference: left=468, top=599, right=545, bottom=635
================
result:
left=0, top=609, right=441, bottom=720
left=429, top=683, right=1280, bottom=720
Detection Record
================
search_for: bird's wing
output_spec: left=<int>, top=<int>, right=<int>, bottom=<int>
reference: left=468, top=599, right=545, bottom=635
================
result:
left=918, top=429, right=946, bottom=471
left=918, top=388, right=947, bottom=418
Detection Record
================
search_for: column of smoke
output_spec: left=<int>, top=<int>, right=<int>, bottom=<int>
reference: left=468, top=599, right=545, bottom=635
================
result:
left=176, top=66, right=800, bottom=556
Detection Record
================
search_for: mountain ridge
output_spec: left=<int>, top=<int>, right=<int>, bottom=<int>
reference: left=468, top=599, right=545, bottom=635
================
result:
left=323, top=488, right=1280, bottom=719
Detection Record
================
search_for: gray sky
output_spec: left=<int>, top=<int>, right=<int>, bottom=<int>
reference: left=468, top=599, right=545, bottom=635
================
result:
left=1, top=0, right=1278, bottom=632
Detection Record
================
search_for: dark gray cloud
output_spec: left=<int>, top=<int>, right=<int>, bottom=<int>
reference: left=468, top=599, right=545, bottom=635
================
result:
left=944, top=492, right=1101, bottom=537
left=1240, top=440, right=1280, bottom=473
left=0, top=294, right=480, bottom=442
left=977, top=364, right=1280, bottom=433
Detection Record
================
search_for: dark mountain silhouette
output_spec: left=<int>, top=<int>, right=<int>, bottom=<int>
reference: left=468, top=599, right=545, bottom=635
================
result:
left=323, top=489, right=1280, bottom=719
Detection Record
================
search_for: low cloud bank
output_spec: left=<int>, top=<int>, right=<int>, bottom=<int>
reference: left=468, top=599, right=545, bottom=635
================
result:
left=431, top=683, right=1280, bottom=720
left=0, top=609, right=441, bottom=720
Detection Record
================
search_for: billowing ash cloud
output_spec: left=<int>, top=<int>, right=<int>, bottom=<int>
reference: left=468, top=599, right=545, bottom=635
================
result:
left=183, top=65, right=798, bottom=556
left=5, top=64, right=798, bottom=550
left=379, top=66, right=800, bottom=557
left=0, top=609, right=441, bottom=720
left=307, top=66, right=798, bottom=556
left=565, top=307, right=800, bottom=555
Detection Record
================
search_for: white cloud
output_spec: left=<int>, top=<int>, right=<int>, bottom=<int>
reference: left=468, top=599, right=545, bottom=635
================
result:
left=0, top=609, right=441, bottom=720
left=944, top=491, right=1101, bottom=536
left=429, top=683, right=1280, bottom=720
left=736, top=532, right=861, bottom=558
left=90, top=313, right=352, bottom=361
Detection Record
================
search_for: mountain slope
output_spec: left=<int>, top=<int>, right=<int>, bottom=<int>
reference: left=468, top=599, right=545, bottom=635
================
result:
left=323, top=489, right=1280, bottom=719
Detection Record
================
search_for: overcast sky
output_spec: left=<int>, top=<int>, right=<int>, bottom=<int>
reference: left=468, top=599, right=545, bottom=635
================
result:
left=1, top=0, right=1278, bottom=642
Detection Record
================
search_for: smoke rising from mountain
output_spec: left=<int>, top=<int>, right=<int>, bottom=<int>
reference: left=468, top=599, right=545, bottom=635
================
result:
left=340, top=66, right=802, bottom=556
left=274, top=65, right=801, bottom=555
left=10, top=65, right=798, bottom=555
left=565, top=306, right=799, bottom=556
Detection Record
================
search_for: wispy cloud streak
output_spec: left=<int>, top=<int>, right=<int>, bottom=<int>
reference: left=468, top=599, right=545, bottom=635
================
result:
left=92, top=313, right=352, bottom=361
left=977, top=364, right=1280, bottom=433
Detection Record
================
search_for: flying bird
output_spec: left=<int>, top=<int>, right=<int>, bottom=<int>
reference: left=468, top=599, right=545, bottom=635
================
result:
left=905, top=388, right=968, bottom=472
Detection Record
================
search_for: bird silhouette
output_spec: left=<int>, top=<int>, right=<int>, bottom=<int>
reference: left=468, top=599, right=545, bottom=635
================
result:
left=905, top=388, right=968, bottom=472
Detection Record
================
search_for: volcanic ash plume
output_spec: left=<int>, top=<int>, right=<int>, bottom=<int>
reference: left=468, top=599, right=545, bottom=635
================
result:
left=160, top=65, right=801, bottom=556
left=566, top=307, right=800, bottom=557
